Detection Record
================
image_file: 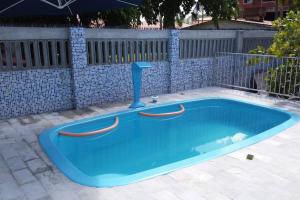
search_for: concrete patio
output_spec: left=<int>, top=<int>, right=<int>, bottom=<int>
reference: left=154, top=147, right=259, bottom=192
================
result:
left=0, top=87, right=300, bottom=200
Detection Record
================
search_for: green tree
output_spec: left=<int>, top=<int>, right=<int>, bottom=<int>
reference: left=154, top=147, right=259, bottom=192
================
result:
left=197, top=0, right=238, bottom=29
left=140, top=0, right=195, bottom=28
left=87, top=8, right=141, bottom=28
left=267, top=11, right=300, bottom=96
left=269, top=11, right=300, bottom=57
left=249, top=11, right=300, bottom=97
left=175, top=15, right=184, bottom=27
left=291, top=0, right=300, bottom=10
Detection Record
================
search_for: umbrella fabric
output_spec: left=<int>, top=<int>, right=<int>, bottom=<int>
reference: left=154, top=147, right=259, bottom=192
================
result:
left=0, top=0, right=143, bottom=17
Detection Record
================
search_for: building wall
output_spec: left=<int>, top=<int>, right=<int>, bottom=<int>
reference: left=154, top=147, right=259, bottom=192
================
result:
left=238, top=0, right=290, bottom=20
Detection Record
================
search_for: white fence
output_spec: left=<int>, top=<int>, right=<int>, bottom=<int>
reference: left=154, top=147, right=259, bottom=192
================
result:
left=0, top=27, right=70, bottom=70
left=0, top=27, right=276, bottom=70
left=179, top=30, right=275, bottom=59
left=215, top=52, right=300, bottom=101
left=85, top=29, right=169, bottom=65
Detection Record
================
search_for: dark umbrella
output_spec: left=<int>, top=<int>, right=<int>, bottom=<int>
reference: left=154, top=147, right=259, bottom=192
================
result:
left=0, top=0, right=143, bottom=17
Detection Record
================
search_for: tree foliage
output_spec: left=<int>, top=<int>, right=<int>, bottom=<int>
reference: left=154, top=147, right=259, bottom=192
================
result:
left=289, top=0, right=300, bottom=11
left=140, top=0, right=195, bottom=28
left=1, top=0, right=240, bottom=29
left=197, top=0, right=238, bottom=29
left=268, top=11, right=300, bottom=57
left=140, top=0, right=239, bottom=29
left=265, top=62, right=300, bottom=97
left=89, top=8, right=141, bottom=28
left=249, top=11, right=300, bottom=97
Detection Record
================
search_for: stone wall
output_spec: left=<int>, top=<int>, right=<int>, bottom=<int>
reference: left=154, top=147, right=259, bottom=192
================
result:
left=0, top=28, right=216, bottom=119
left=74, top=61, right=171, bottom=108
left=170, top=58, right=214, bottom=92
left=0, top=69, right=73, bottom=119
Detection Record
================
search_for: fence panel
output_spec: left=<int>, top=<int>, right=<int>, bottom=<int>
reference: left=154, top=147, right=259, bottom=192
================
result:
left=0, top=27, right=70, bottom=71
left=85, top=29, right=169, bottom=65
left=86, top=38, right=169, bottom=65
left=214, top=52, right=300, bottom=101
left=179, top=30, right=275, bottom=59
left=242, top=30, right=275, bottom=53
left=243, top=38, right=273, bottom=53
left=179, top=30, right=237, bottom=59
left=1, top=27, right=277, bottom=69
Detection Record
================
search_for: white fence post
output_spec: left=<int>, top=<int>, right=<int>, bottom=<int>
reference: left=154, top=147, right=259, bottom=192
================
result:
left=236, top=30, right=244, bottom=53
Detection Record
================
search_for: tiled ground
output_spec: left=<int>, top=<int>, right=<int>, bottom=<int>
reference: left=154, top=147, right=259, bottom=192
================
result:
left=1, top=87, right=300, bottom=200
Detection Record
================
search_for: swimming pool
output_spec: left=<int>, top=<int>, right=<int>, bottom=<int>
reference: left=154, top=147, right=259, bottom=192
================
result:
left=39, top=98, right=299, bottom=187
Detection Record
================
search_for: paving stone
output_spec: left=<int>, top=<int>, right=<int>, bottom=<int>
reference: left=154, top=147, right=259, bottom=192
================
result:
left=35, top=170, right=65, bottom=188
left=48, top=187, right=81, bottom=200
left=88, top=106, right=107, bottom=114
left=74, top=108, right=94, bottom=115
left=0, top=138, right=16, bottom=145
left=21, top=181, right=49, bottom=200
left=6, top=157, right=27, bottom=172
left=30, top=141, right=43, bottom=152
left=58, top=110, right=79, bottom=119
left=151, top=190, right=182, bottom=200
left=0, top=120, right=10, bottom=127
left=0, top=181, right=24, bottom=200
left=18, top=116, right=40, bottom=125
left=13, top=168, right=37, bottom=185
left=0, top=172, right=15, bottom=185
left=0, top=154, right=9, bottom=171
left=0, top=126, right=19, bottom=137
left=30, top=125, right=48, bottom=136
left=24, top=134, right=38, bottom=144
left=0, top=130, right=5, bottom=139
left=175, top=188, right=208, bottom=200
left=0, top=145, right=19, bottom=160
left=27, top=159, right=49, bottom=174
left=0, top=133, right=6, bottom=140
left=21, top=131, right=38, bottom=144
left=14, top=141, right=39, bottom=162
left=7, top=118, right=19, bottom=125
left=35, top=150, right=53, bottom=168
left=33, top=120, right=54, bottom=131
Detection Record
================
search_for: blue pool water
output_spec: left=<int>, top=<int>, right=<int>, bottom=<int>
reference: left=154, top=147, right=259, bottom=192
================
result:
left=39, top=98, right=299, bottom=187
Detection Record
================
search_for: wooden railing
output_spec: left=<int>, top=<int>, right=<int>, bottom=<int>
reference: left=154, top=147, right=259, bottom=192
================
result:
left=85, top=29, right=169, bottom=65
left=0, top=27, right=70, bottom=71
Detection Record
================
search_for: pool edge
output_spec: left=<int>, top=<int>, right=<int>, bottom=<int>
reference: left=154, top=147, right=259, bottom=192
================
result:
left=39, top=97, right=300, bottom=188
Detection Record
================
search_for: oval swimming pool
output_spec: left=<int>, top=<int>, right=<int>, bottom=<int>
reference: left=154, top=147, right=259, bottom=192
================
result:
left=39, top=98, right=299, bottom=187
